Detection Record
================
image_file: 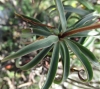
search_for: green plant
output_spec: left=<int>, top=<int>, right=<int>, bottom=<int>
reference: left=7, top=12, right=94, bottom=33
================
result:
left=1, top=0, right=100, bottom=89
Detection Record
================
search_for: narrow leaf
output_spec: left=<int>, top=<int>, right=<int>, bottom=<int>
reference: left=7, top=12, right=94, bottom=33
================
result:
left=59, top=12, right=72, bottom=32
left=71, top=40, right=100, bottom=67
left=55, top=0, right=67, bottom=32
left=65, top=39, right=93, bottom=82
left=70, top=12, right=97, bottom=30
left=16, top=45, right=53, bottom=70
left=60, top=41, right=70, bottom=81
left=54, top=41, right=70, bottom=84
left=53, top=42, right=64, bottom=84
left=42, top=43, right=59, bottom=89
left=2, top=35, right=59, bottom=62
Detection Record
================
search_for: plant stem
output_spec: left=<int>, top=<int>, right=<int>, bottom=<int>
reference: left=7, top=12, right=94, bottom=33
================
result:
left=15, top=13, right=55, bottom=29
left=62, top=23, right=100, bottom=37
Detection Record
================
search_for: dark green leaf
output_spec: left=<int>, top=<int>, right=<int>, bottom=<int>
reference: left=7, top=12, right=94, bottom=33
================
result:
left=16, top=45, right=53, bottom=70
left=53, top=41, right=64, bottom=84
left=54, top=41, right=70, bottom=84
left=60, top=41, right=70, bottom=81
left=70, top=12, right=97, bottom=30
left=65, top=39, right=93, bottom=82
left=59, top=12, right=72, bottom=32
left=2, top=35, right=59, bottom=62
left=71, top=40, right=100, bottom=67
left=42, top=43, right=59, bottom=89
left=55, top=0, right=67, bottom=32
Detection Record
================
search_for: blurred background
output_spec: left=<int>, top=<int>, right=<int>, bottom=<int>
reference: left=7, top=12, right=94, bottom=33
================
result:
left=0, top=0, right=100, bottom=89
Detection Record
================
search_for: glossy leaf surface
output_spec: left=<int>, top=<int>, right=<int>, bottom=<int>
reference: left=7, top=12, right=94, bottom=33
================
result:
left=42, top=43, right=59, bottom=89
left=65, top=39, right=93, bottom=82
left=55, top=0, right=67, bottom=33
left=60, top=41, right=70, bottom=81
left=2, top=35, right=59, bottom=62
left=72, top=40, right=100, bottom=66
left=54, top=41, right=70, bottom=84
left=16, top=45, right=53, bottom=70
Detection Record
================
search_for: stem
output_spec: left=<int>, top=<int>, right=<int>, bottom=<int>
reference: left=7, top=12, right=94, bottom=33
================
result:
left=62, top=23, right=100, bottom=37
left=67, top=78, right=97, bottom=89
left=15, top=13, right=55, bottom=29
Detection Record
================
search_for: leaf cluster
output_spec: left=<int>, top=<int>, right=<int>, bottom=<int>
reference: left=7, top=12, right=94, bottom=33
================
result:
left=2, top=0, right=100, bottom=89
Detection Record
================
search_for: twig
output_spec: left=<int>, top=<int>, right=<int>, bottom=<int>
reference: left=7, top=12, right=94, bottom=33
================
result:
left=93, top=67, right=100, bottom=71
left=3, top=77, right=16, bottom=89
left=68, top=78, right=99, bottom=89
left=62, top=23, right=100, bottom=37
left=67, top=80, right=90, bottom=89
left=17, top=82, right=33, bottom=88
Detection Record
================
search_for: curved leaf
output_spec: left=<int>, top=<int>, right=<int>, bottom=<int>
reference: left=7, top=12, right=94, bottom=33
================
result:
left=59, top=41, right=70, bottom=81
left=54, top=41, right=70, bottom=84
left=16, top=45, right=53, bottom=70
left=65, top=39, right=93, bottom=82
left=2, top=35, right=59, bottom=62
left=71, top=40, right=100, bottom=67
left=55, top=0, right=67, bottom=33
left=62, top=41, right=70, bottom=80
left=53, top=41, right=64, bottom=84
left=70, top=12, right=97, bottom=30
left=42, top=42, right=59, bottom=89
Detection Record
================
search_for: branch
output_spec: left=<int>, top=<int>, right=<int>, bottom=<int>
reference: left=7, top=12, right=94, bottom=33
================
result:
left=67, top=78, right=98, bottom=89
left=62, top=23, right=100, bottom=37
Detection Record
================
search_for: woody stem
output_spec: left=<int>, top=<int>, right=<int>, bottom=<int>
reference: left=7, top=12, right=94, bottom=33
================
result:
left=61, top=23, right=100, bottom=38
